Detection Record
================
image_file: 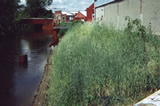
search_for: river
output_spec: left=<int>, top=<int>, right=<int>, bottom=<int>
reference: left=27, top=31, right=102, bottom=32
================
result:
left=0, top=30, right=53, bottom=106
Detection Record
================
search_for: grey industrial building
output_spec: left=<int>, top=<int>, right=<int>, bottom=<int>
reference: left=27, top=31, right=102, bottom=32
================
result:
left=95, top=0, right=160, bottom=35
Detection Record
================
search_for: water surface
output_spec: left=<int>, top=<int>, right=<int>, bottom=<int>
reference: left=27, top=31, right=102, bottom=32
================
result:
left=0, top=31, right=52, bottom=106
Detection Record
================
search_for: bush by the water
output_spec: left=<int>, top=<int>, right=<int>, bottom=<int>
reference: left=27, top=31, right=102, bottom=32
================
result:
left=47, top=23, right=160, bottom=105
left=58, top=20, right=84, bottom=37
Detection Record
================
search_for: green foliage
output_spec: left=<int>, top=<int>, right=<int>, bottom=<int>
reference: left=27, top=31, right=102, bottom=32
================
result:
left=125, top=16, right=147, bottom=35
left=0, top=0, right=53, bottom=37
left=57, top=22, right=69, bottom=37
left=70, top=20, right=84, bottom=26
left=47, top=23, right=160, bottom=105
left=58, top=20, right=84, bottom=38
left=14, top=0, right=53, bottom=32
left=15, top=5, right=30, bottom=22
left=125, top=16, right=152, bottom=65
left=0, top=0, right=20, bottom=37
left=25, top=0, right=53, bottom=18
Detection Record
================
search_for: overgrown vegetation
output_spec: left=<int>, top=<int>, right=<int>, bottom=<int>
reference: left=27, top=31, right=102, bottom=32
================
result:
left=58, top=20, right=84, bottom=38
left=47, top=20, right=160, bottom=105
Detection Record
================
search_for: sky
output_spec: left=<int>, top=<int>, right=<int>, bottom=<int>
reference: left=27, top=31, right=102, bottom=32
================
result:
left=20, top=0, right=94, bottom=12
left=19, top=0, right=26, bottom=5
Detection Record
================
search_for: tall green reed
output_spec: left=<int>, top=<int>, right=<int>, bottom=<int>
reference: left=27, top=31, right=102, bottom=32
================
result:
left=47, top=22, right=160, bottom=105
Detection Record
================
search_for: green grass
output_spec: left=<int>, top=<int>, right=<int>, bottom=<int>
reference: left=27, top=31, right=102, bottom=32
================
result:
left=47, top=23, right=160, bottom=106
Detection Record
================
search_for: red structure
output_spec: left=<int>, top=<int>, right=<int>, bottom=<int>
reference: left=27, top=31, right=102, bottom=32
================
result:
left=86, top=3, right=95, bottom=22
left=19, top=18, right=59, bottom=47
left=19, top=55, right=28, bottom=64
left=19, top=18, right=54, bottom=31
left=73, top=12, right=86, bottom=22
left=49, top=29, right=59, bottom=47
left=53, top=11, right=62, bottom=23
left=19, top=18, right=53, bottom=24
left=53, top=11, right=74, bottom=24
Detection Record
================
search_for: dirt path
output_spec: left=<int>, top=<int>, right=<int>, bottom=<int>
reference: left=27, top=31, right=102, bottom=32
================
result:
left=32, top=55, right=52, bottom=106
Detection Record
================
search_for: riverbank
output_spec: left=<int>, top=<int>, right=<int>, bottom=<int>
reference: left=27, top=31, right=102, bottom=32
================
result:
left=46, top=23, right=160, bottom=105
left=31, top=22, right=160, bottom=105
left=32, top=54, right=53, bottom=106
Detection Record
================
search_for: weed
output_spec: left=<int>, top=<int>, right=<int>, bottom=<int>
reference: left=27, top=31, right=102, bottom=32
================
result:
left=47, top=22, right=160, bottom=105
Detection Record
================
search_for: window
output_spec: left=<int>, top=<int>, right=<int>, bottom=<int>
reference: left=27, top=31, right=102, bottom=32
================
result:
left=69, top=17, right=73, bottom=21
left=63, top=17, right=65, bottom=22
left=58, top=16, right=61, bottom=20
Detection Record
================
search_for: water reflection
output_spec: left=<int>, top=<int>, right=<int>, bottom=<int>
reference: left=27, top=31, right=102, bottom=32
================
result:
left=0, top=31, right=52, bottom=106
left=21, top=39, right=30, bottom=54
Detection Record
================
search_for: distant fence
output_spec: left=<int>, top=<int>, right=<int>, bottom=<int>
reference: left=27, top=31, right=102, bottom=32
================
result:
left=95, top=0, right=160, bottom=35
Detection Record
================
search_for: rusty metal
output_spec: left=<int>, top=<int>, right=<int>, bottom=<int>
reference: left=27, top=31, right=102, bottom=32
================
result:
left=19, top=55, right=28, bottom=64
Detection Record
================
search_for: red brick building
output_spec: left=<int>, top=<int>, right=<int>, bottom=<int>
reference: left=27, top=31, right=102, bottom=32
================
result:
left=73, top=11, right=86, bottom=22
left=53, top=11, right=62, bottom=23
left=53, top=11, right=74, bottom=24
left=86, top=3, right=95, bottom=22
left=53, top=3, right=95, bottom=23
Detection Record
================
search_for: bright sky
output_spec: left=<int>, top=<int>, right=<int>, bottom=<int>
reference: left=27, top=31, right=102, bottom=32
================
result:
left=19, top=0, right=26, bottom=5
left=20, top=0, right=94, bottom=12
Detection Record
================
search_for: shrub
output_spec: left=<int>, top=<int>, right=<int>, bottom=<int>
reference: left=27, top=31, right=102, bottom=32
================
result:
left=47, top=23, right=160, bottom=105
left=58, top=20, right=84, bottom=38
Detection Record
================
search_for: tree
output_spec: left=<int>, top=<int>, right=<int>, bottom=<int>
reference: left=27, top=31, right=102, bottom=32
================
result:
left=25, top=0, right=53, bottom=18
left=0, top=0, right=20, bottom=36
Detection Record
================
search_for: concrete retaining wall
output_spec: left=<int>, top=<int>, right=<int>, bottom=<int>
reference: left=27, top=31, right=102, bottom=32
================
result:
left=96, top=0, right=160, bottom=34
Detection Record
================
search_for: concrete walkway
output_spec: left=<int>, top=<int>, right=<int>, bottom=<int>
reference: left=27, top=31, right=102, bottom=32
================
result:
left=135, top=90, right=160, bottom=106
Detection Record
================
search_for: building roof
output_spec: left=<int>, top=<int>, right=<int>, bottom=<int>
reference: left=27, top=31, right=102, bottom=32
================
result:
left=74, top=11, right=86, bottom=18
left=54, top=10, right=86, bottom=17
left=79, top=11, right=87, bottom=17
left=62, top=11, right=74, bottom=16
left=87, top=2, right=94, bottom=9
left=95, top=0, right=115, bottom=8
left=71, top=12, right=78, bottom=15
